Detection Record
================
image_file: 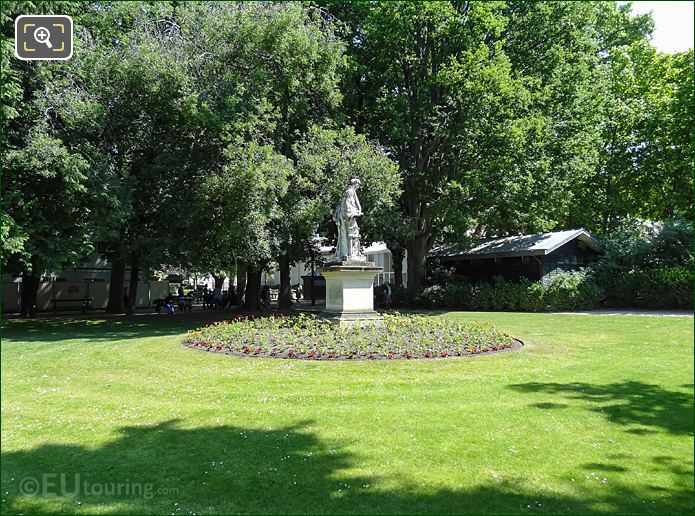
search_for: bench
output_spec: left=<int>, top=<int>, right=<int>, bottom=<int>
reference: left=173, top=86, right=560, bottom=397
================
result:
left=51, top=298, right=92, bottom=315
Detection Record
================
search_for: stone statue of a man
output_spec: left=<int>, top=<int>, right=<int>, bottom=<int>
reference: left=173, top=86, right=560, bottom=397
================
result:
left=333, top=178, right=366, bottom=262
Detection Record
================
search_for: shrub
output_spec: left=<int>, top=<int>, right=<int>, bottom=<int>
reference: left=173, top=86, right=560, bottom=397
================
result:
left=587, top=219, right=693, bottom=308
left=391, top=285, right=420, bottom=308
left=600, top=266, right=693, bottom=309
left=391, top=271, right=604, bottom=312
left=544, top=270, right=604, bottom=311
left=182, top=312, right=516, bottom=359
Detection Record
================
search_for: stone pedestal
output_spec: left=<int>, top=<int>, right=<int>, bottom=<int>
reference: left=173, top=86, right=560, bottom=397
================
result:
left=321, top=261, right=382, bottom=325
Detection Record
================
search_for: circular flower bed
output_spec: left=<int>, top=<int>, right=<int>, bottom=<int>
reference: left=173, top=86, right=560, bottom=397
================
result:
left=182, top=313, right=520, bottom=360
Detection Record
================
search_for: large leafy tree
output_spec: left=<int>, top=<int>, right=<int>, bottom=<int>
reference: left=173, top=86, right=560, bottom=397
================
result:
left=332, top=1, right=692, bottom=287
left=330, top=1, right=544, bottom=288
left=58, top=3, right=201, bottom=313
left=1, top=1, right=93, bottom=315
left=181, top=2, right=399, bottom=308
left=572, top=3, right=693, bottom=233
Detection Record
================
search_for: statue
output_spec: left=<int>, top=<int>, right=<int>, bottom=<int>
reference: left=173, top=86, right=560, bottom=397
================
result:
left=332, top=178, right=366, bottom=262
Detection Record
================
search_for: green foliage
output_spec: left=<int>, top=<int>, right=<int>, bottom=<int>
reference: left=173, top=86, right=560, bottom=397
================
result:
left=293, top=125, right=401, bottom=245
left=195, top=141, right=293, bottom=267
left=598, top=266, right=693, bottom=309
left=398, top=271, right=604, bottom=312
left=589, top=219, right=694, bottom=308
left=1, top=2, right=95, bottom=274
left=575, top=7, right=693, bottom=231
left=183, top=312, right=514, bottom=359
left=3, top=0, right=692, bottom=304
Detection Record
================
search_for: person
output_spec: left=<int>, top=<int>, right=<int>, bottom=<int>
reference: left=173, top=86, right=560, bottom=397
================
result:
left=202, top=286, right=210, bottom=309
left=384, top=282, right=392, bottom=310
left=295, top=284, right=302, bottom=301
left=212, top=286, right=222, bottom=310
left=261, top=285, right=271, bottom=309
left=164, top=293, right=175, bottom=314
left=178, top=292, right=186, bottom=313
left=229, top=286, right=238, bottom=308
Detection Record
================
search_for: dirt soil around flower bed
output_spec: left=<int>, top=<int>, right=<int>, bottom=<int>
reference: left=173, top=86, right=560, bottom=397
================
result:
left=183, top=337, right=524, bottom=360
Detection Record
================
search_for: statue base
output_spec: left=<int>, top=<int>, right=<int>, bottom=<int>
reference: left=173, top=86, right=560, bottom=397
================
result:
left=321, top=260, right=383, bottom=326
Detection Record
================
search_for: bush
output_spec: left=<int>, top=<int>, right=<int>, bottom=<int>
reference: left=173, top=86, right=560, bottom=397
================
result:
left=182, top=312, right=515, bottom=359
left=391, top=285, right=421, bottom=308
left=588, top=219, right=694, bottom=309
left=393, top=271, right=604, bottom=312
left=600, top=266, right=693, bottom=309
left=544, top=271, right=604, bottom=311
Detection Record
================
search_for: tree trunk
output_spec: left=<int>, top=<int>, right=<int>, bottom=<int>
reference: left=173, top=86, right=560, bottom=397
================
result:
left=212, top=274, right=225, bottom=289
left=243, top=268, right=262, bottom=311
left=278, top=255, right=292, bottom=309
left=20, top=268, right=40, bottom=317
left=392, top=248, right=404, bottom=288
left=406, top=236, right=429, bottom=290
left=236, top=263, right=247, bottom=307
left=125, top=261, right=139, bottom=315
left=106, top=258, right=126, bottom=314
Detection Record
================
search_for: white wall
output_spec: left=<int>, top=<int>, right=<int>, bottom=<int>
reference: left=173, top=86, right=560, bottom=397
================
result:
left=260, top=244, right=408, bottom=287
left=1, top=280, right=170, bottom=313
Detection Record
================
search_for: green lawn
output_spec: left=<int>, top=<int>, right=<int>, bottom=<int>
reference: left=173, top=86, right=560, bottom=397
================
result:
left=1, top=311, right=693, bottom=514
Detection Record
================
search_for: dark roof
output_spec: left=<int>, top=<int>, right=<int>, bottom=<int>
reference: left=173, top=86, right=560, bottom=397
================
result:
left=430, top=229, right=603, bottom=260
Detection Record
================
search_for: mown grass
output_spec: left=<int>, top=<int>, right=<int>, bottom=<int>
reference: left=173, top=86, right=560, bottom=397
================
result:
left=1, top=311, right=693, bottom=514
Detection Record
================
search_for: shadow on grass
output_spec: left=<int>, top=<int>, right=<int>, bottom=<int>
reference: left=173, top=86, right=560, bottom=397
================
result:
left=510, top=381, right=694, bottom=436
left=1, top=310, right=276, bottom=344
left=2, top=419, right=692, bottom=514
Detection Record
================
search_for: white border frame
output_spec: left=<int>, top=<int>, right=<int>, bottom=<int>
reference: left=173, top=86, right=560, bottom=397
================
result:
left=15, top=14, right=73, bottom=61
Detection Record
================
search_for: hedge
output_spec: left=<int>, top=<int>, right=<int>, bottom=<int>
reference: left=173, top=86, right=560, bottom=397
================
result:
left=393, top=267, right=692, bottom=311
left=393, top=271, right=603, bottom=312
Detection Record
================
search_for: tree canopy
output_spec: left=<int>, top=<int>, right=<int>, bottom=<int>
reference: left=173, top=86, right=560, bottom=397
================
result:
left=2, top=1, right=692, bottom=305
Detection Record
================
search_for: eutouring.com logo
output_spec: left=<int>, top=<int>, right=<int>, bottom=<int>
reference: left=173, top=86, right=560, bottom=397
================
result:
left=19, top=474, right=179, bottom=500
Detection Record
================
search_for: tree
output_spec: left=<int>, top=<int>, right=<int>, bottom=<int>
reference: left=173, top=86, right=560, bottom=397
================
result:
left=574, top=3, right=692, bottom=233
left=181, top=3, right=399, bottom=308
left=195, top=142, right=292, bottom=310
left=58, top=3, right=201, bottom=313
left=331, top=1, right=542, bottom=288
left=1, top=2, right=93, bottom=315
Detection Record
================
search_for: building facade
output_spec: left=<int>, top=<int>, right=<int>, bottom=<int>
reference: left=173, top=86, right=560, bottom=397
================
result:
left=430, top=229, right=603, bottom=285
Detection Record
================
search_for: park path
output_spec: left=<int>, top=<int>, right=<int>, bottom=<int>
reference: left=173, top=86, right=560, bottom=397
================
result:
left=552, top=309, right=692, bottom=317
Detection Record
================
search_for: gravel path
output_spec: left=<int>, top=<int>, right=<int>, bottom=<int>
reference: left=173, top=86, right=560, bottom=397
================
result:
left=552, top=309, right=692, bottom=317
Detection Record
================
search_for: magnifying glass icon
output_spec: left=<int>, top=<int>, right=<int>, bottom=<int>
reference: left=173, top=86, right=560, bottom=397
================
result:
left=34, top=26, right=53, bottom=48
